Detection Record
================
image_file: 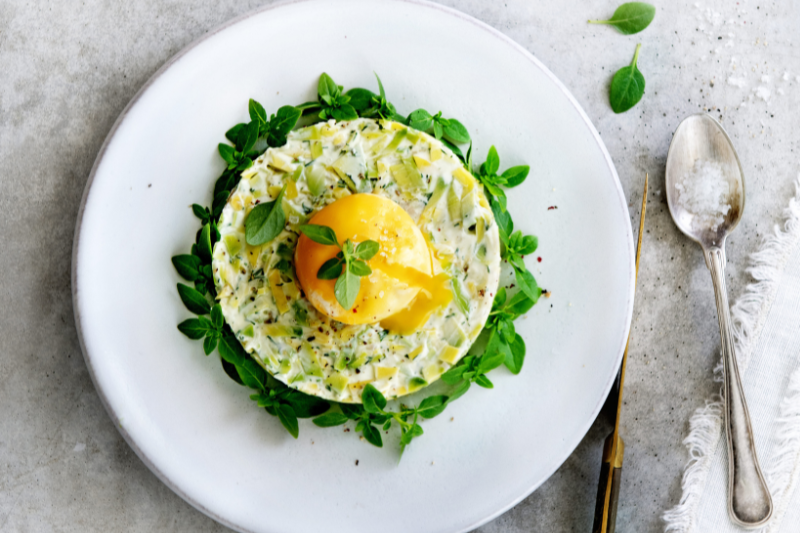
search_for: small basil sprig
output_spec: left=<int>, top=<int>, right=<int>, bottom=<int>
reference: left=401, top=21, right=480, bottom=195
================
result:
left=178, top=304, right=226, bottom=355
left=247, top=99, right=302, bottom=148
left=484, top=288, right=534, bottom=374
left=315, top=73, right=358, bottom=121
left=245, top=185, right=286, bottom=245
left=347, top=73, right=404, bottom=121
left=298, top=224, right=379, bottom=310
left=588, top=2, right=655, bottom=35
left=609, top=43, right=645, bottom=114
left=218, top=120, right=259, bottom=172
left=407, top=109, right=471, bottom=145
left=474, top=146, right=530, bottom=212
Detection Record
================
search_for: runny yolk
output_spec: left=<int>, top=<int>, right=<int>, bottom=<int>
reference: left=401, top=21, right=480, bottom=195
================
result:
left=294, top=193, right=452, bottom=331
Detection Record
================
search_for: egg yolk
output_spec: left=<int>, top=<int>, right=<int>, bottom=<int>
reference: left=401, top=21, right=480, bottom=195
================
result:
left=294, top=193, right=452, bottom=331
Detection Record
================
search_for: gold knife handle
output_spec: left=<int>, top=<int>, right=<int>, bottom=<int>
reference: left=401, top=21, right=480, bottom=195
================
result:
left=592, top=434, right=624, bottom=533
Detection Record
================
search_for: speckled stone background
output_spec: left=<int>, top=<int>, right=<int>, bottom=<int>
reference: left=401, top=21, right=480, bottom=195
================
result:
left=2, top=1, right=799, bottom=531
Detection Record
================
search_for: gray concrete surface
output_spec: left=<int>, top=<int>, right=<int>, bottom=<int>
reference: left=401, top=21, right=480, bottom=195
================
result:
left=2, top=0, right=799, bottom=531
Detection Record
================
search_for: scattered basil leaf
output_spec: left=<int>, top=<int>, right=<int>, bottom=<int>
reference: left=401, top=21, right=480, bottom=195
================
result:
left=245, top=186, right=286, bottom=245
left=177, top=318, right=208, bottom=339
left=334, top=269, right=361, bottom=310
left=361, top=422, right=383, bottom=447
left=362, top=384, right=387, bottom=414
left=609, top=43, right=645, bottom=113
left=588, top=2, right=655, bottom=35
left=443, top=118, right=470, bottom=144
left=277, top=403, right=299, bottom=439
left=313, top=412, right=349, bottom=427
left=348, top=260, right=372, bottom=277
left=177, top=283, right=211, bottom=315
left=172, top=254, right=201, bottom=281
left=317, top=258, right=344, bottom=280
left=354, top=240, right=379, bottom=260
left=299, top=224, right=339, bottom=246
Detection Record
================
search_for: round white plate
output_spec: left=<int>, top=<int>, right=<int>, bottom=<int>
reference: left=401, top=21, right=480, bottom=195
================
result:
left=73, top=1, right=634, bottom=532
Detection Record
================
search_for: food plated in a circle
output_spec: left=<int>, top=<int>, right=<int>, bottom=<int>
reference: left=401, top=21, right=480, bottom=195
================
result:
left=173, top=72, right=542, bottom=452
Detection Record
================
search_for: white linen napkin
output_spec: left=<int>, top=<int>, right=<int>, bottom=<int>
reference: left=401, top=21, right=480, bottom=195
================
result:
left=663, top=181, right=800, bottom=532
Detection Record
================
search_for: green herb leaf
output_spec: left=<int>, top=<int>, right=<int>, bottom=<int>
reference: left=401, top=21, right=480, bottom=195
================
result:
left=475, top=374, right=494, bottom=388
left=408, top=109, right=433, bottom=131
left=334, top=269, right=360, bottom=310
left=441, top=365, right=467, bottom=385
left=501, top=165, right=530, bottom=187
left=221, top=357, right=244, bottom=385
left=354, top=240, right=380, bottom=260
left=417, top=395, right=448, bottom=419
left=361, top=384, right=387, bottom=414
left=245, top=186, right=286, bottom=245
left=225, top=124, right=246, bottom=146
left=276, top=403, right=299, bottom=438
left=432, top=121, right=443, bottom=139
left=361, top=423, right=383, bottom=447
left=317, top=258, right=344, bottom=280
left=505, top=333, right=526, bottom=374
left=218, top=143, right=236, bottom=165
left=479, top=331, right=510, bottom=374
left=299, top=224, right=339, bottom=246
left=177, top=318, right=208, bottom=339
left=211, top=304, right=224, bottom=330
left=318, top=73, right=339, bottom=102
left=284, top=391, right=330, bottom=418
left=203, top=336, right=218, bottom=355
left=442, top=119, right=470, bottom=144
left=241, top=120, right=260, bottom=154
left=448, top=379, right=471, bottom=402
left=248, top=99, right=267, bottom=125
left=267, top=106, right=302, bottom=147
left=177, top=283, right=211, bottom=315
left=589, top=2, right=656, bottom=35
left=197, top=223, right=213, bottom=262
left=514, top=266, right=541, bottom=304
left=609, top=43, right=645, bottom=113
left=172, top=254, right=201, bottom=281
left=348, top=260, right=372, bottom=277
left=313, top=412, right=349, bottom=427
left=345, top=88, right=377, bottom=113
left=505, top=291, right=536, bottom=317
left=485, top=146, right=500, bottom=175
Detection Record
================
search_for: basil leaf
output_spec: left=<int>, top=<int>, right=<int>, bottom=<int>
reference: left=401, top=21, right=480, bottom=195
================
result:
left=432, top=121, right=443, bottom=139
left=354, top=240, right=379, bottom=260
left=518, top=235, right=538, bottom=255
left=341, top=403, right=363, bottom=420
left=479, top=330, right=510, bottom=374
left=501, top=165, right=529, bottom=187
left=408, top=109, right=433, bottom=131
left=218, top=334, right=246, bottom=366
left=490, top=198, right=513, bottom=243
left=236, top=358, right=267, bottom=391
left=505, top=333, right=526, bottom=375
left=197, top=224, right=212, bottom=263
left=493, top=287, right=508, bottom=307
left=589, top=2, right=655, bottom=35
left=610, top=43, right=645, bottom=113
left=417, top=395, right=448, bottom=419
left=267, top=106, right=302, bottom=147
left=299, top=224, right=339, bottom=246
left=485, top=146, right=500, bottom=175
left=334, top=269, right=360, bottom=310
left=248, top=99, right=267, bottom=125
left=177, top=318, right=208, bottom=339
left=331, top=104, right=358, bottom=121
left=241, top=120, right=260, bottom=155
left=475, top=374, right=494, bottom=389
left=345, top=88, right=377, bottom=113
left=225, top=124, right=246, bottom=146
left=172, top=254, right=201, bottom=281
left=177, top=283, right=211, bottom=315
left=505, top=291, right=536, bottom=317
left=203, top=336, right=217, bottom=355
left=236, top=156, right=253, bottom=171
left=441, top=365, right=467, bottom=385
left=245, top=187, right=285, bottom=245
left=276, top=403, right=299, bottom=439
left=318, top=72, right=339, bottom=101
left=348, top=260, right=372, bottom=277
left=442, top=119, right=470, bottom=144
left=285, top=392, right=330, bottom=418
left=362, top=423, right=383, bottom=447
left=361, top=384, right=387, bottom=413
left=317, top=258, right=343, bottom=280
left=448, top=379, right=471, bottom=402
left=514, top=267, right=541, bottom=304
left=211, top=304, right=224, bottom=330
left=192, top=204, right=208, bottom=220
left=296, top=100, right=322, bottom=113
left=374, top=72, right=387, bottom=100
left=218, top=143, right=237, bottom=166
left=221, top=357, right=244, bottom=385
left=313, top=412, right=349, bottom=427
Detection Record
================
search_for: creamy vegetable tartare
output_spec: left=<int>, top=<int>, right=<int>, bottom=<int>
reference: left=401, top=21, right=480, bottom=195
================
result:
left=173, top=72, right=541, bottom=451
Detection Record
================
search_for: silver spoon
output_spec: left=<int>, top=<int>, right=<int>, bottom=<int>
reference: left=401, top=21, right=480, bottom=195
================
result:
left=666, top=113, right=772, bottom=528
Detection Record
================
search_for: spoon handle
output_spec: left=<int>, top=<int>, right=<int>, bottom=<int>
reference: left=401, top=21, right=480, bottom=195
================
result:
left=705, top=247, right=773, bottom=528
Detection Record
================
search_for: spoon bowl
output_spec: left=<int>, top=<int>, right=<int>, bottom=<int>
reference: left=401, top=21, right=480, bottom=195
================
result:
left=665, top=113, right=772, bottom=529
left=666, top=113, right=745, bottom=249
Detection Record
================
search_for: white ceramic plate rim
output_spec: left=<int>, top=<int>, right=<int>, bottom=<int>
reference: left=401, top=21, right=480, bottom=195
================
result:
left=71, top=1, right=635, bottom=531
